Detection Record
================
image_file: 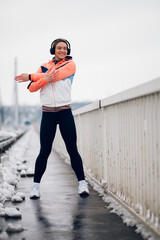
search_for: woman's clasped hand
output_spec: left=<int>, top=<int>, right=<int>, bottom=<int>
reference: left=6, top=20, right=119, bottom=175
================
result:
left=44, top=68, right=59, bottom=82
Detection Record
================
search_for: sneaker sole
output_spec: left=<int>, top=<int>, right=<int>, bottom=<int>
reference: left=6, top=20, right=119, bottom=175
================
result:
left=79, top=191, right=89, bottom=197
left=30, top=195, right=40, bottom=199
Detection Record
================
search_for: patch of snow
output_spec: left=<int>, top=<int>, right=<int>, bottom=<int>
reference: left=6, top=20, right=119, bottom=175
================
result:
left=154, top=217, right=159, bottom=229
left=20, top=169, right=26, bottom=177
left=0, top=127, right=40, bottom=237
left=0, top=203, right=3, bottom=208
left=11, top=195, right=23, bottom=203
left=0, top=231, right=8, bottom=239
left=2, top=182, right=15, bottom=194
left=136, top=203, right=143, bottom=216
left=0, top=182, right=15, bottom=203
left=0, top=195, right=6, bottom=204
left=15, top=192, right=25, bottom=200
left=6, top=223, right=24, bottom=233
left=0, top=189, right=12, bottom=201
left=26, top=167, right=34, bottom=177
left=0, top=127, right=39, bottom=206
left=17, top=164, right=28, bottom=172
left=146, top=209, right=151, bottom=220
left=1, top=161, right=20, bottom=186
left=4, top=207, right=22, bottom=218
left=0, top=207, right=6, bottom=217
left=0, top=129, right=16, bottom=138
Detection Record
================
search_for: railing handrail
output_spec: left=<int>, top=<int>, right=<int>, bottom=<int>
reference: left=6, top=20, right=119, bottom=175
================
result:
left=74, top=77, right=160, bottom=115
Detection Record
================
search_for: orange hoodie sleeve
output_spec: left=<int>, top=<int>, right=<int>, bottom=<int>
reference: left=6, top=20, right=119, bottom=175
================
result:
left=28, top=65, right=48, bottom=92
left=28, top=78, right=48, bottom=92
left=30, top=66, right=43, bottom=81
left=28, top=60, right=76, bottom=92
left=52, top=60, right=76, bottom=82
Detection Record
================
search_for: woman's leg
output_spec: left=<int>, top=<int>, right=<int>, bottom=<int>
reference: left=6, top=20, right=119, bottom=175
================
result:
left=59, top=109, right=85, bottom=181
left=34, top=112, right=57, bottom=183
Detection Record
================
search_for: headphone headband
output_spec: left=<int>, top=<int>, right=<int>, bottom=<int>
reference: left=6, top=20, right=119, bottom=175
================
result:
left=50, top=38, right=71, bottom=55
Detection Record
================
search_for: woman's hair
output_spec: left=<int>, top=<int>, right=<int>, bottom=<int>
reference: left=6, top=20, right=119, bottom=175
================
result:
left=50, top=38, right=71, bottom=55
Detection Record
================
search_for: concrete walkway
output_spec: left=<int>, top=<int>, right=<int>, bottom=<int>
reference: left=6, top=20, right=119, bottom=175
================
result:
left=3, top=147, right=145, bottom=240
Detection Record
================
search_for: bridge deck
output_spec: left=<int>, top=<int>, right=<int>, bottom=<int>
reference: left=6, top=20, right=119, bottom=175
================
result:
left=4, top=147, right=144, bottom=240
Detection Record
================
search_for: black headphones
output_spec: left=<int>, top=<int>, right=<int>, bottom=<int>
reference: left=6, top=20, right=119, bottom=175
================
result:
left=50, top=38, right=71, bottom=55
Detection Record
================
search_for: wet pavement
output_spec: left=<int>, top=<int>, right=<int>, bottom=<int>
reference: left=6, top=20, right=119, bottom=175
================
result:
left=3, top=149, right=144, bottom=240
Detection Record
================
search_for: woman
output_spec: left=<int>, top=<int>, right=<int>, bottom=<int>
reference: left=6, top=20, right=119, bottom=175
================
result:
left=15, top=38, right=89, bottom=198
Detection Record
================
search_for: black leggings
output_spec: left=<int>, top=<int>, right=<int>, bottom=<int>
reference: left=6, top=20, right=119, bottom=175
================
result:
left=34, top=109, right=85, bottom=183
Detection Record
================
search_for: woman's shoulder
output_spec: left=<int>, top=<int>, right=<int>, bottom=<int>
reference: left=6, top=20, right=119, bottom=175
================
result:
left=65, top=56, right=75, bottom=63
left=41, top=61, right=54, bottom=68
left=66, top=57, right=76, bottom=66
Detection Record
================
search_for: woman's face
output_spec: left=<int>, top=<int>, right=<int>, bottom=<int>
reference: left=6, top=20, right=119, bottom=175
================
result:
left=55, top=42, right=68, bottom=60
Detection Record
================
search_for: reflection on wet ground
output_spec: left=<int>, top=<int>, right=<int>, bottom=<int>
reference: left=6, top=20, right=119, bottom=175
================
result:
left=4, top=150, right=144, bottom=240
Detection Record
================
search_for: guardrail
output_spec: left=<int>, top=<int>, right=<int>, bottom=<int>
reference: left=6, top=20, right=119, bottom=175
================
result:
left=0, top=131, right=26, bottom=161
left=0, top=136, right=12, bottom=143
left=53, top=77, right=160, bottom=237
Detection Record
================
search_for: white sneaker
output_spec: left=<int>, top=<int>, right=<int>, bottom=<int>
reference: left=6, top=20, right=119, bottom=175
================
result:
left=30, top=184, right=40, bottom=199
left=78, top=181, right=89, bottom=197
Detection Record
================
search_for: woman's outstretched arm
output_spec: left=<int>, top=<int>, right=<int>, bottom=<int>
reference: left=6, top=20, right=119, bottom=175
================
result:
left=15, top=69, right=59, bottom=92
left=15, top=73, right=30, bottom=83
left=15, top=60, right=75, bottom=92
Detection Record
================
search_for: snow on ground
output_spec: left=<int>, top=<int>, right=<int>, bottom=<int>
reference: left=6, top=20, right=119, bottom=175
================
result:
left=0, top=127, right=25, bottom=139
left=6, top=223, right=24, bottom=233
left=0, top=126, right=39, bottom=236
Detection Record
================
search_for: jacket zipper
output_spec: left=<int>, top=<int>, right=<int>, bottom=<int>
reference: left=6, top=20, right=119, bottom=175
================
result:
left=51, top=81, right=56, bottom=107
left=50, top=60, right=67, bottom=108
left=50, top=65, right=56, bottom=107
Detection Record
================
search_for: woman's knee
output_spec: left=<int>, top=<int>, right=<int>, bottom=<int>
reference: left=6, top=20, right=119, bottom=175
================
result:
left=39, top=146, right=52, bottom=158
left=66, top=143, right=77, bottom=154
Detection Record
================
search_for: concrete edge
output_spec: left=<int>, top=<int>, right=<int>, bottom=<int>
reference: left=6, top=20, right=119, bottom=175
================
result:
left=101, top=77, right=160, bottom=108
left=73, top=100, right=100, bottom=116
left=73, top=78, right=160, bottom=116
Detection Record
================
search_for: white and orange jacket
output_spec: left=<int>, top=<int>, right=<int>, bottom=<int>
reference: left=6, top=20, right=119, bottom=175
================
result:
left=28, top=58, right=76, bottom=107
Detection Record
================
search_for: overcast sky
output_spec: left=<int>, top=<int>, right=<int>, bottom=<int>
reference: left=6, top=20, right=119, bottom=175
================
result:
left=0, top=0, right=160, bottom=106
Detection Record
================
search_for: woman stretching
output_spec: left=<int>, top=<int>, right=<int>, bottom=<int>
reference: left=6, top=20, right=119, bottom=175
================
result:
left=15, top=38, right=89, bottom=198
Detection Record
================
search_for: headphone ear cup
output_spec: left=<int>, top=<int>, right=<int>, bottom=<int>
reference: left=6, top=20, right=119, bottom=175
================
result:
left=50, top=47, right=55, bottom=55
left=67, top=49, right=71, bottom=55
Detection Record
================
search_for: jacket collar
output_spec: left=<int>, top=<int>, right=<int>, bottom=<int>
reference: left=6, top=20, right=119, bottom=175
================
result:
left=52, top=56, right=72, bottom=65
